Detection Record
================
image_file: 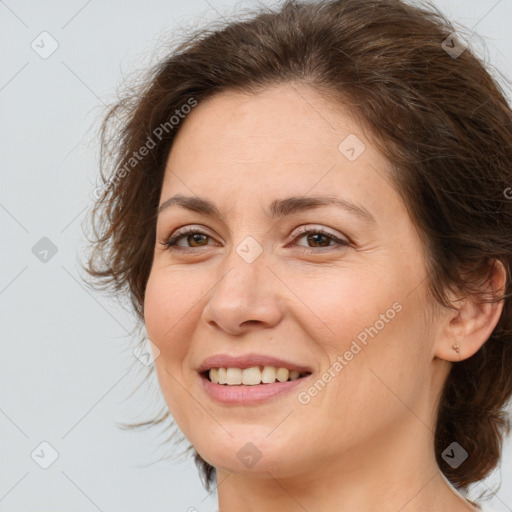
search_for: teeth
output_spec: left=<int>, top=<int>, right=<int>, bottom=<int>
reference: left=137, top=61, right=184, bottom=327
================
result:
left=261, top=366, right=276, bottom=383
left=208, top=366, right=306, bottom=385
left=276, top=368, right=289, bottom=382
left=242, top=366, right=262, bottom=385
left=217, top=367, right=227, bottom=384
left=289, top=370, right=300, bottom=380
left=226, top=367, right=242, bottom=385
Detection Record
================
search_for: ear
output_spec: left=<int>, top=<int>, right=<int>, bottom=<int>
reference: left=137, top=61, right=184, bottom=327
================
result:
left=434, top=259, right=507, bottom=362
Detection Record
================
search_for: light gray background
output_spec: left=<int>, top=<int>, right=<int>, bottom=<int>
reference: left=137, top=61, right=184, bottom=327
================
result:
left=1, top=0, right=512, bottom=511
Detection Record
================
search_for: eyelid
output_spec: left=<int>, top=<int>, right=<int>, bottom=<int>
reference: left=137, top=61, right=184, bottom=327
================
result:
left=289, top=224, right=347, bottom=243
left=160, top=223, right=350, bottom=251
left=160, top=224, right=218, bottom=247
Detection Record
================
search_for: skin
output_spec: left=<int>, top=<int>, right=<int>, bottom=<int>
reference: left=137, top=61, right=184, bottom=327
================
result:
left=143, top=83, right=506, bottom=512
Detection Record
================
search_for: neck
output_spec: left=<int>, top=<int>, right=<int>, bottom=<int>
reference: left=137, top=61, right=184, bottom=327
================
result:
left=215, top=414, right=478, bottom=512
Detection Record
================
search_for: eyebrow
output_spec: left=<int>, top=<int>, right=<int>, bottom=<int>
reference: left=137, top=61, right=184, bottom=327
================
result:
left=157, top=193, right=376, bottom=224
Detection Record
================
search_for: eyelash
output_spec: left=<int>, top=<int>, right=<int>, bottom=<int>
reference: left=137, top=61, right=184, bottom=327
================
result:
left=160, top=226, right=349, bottom=254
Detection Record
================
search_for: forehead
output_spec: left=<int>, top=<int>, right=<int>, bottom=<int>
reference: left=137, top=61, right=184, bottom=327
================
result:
left=160, top=84, right=398, bottom=221
left=169, top=84, right=358, bottom=157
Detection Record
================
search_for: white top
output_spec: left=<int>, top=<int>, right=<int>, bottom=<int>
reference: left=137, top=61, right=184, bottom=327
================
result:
left=211, top=504, right=500, bottom=511
left=209, top=474, right=501, bottom=511
left=210, top=505, right=500, bottom=511
left=211, top=506, right=499, bottom=511
left=440, top=471, right=501, bottom=512
left=475, top=504, right=502, bottom=511
left=210, top=503, right=500, bottom=510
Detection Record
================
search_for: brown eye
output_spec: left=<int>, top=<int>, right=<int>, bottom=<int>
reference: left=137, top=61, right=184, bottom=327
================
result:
left=160, top=226, right=348, bottom=253
left=304, top=232, right=332, bottom=247
left=186, top=233, right=209, bottom=247
left=292, top=227, right=349, bottom=252
left=161, top=228, right=215, bottom=250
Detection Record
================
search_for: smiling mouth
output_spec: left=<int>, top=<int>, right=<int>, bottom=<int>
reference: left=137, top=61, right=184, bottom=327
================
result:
left=202, top=366, right=312, bottom=385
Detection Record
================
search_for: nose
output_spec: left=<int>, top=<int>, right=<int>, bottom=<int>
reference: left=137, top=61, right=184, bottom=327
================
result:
left=201, top=246, right=284, bottom=336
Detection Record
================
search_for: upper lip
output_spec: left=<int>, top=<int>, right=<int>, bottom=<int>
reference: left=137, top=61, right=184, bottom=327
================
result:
left=197, top=353, right=313, bottom=373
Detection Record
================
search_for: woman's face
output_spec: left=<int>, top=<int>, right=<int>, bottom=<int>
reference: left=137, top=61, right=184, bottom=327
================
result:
left=144, top=83, right=447, bottom=478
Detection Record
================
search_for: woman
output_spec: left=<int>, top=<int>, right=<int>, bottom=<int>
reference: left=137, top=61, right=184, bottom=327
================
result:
left=83, top=0, right=512, bottom=510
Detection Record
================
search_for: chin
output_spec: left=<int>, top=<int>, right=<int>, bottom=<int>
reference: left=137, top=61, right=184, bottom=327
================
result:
left=194, top=433, right=306, bottom=478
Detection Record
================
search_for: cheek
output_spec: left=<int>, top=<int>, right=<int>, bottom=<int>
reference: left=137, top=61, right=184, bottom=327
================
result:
left=143, top=273, right=169, bottom=343
left=287, top=263, right=399, bottom=351
left=143, top=270, right=201, bottom=429
left=143, top=269, right=195, bottom=364
left=289, top=261, right=429, bottom=403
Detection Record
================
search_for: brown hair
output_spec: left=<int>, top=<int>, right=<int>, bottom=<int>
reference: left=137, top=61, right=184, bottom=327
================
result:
left=82, top=0, right=512, bottom=496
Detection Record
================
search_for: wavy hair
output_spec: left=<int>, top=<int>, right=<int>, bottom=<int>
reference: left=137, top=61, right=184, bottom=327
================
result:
left=82, top=0, right=512, bottom=496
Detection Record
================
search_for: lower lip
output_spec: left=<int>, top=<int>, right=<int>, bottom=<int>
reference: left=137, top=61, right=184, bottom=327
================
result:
left=200, top=373, right=311, bottom=405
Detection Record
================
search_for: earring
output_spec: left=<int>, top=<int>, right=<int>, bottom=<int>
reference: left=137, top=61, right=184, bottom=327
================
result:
left=450, top=342, right=460, bottom=354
